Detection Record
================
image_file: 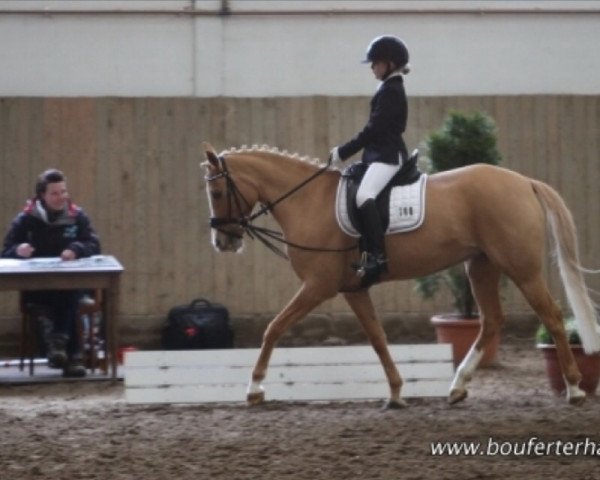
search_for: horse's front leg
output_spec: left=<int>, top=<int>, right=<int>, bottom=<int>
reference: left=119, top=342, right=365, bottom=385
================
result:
left=343, top=289, right=407, bottom=409
left=247, top=283, right=334, bottom=405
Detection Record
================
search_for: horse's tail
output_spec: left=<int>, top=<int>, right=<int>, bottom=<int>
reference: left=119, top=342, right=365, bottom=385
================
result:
left=531, top=180, right=600, bottom=353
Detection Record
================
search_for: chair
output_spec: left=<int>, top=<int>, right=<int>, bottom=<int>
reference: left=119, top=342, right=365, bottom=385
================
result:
left=77, top=290, right=108, bottom=374
left=19, top=296, right=40, bottom=376
left=19, top=289, right=107, bottom=375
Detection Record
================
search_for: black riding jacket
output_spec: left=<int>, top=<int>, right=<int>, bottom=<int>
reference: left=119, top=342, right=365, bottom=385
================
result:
left=1, top=199, right=101, bottom=259
left=338, top=74, right=408, bottom=165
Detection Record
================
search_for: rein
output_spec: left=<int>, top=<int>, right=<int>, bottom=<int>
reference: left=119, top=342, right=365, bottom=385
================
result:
left=205, top=154, right=358, bottom=259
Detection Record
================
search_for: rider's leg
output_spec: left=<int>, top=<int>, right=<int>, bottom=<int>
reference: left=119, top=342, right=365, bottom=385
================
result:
left=356, top=162, right=402, bottom=208
left=356, top=162, right=401, bottom=273
left=357, top=199, right=387, bottom=271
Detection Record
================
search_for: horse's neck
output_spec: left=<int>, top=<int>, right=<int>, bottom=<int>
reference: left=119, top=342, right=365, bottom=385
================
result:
left=232, top=153, right=335, bottom=229
left=233, top=153, right=318, bottom=203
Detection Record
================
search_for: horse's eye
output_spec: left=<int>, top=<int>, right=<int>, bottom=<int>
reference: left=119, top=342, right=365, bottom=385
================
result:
left=211, top=190, right=223, bottom=200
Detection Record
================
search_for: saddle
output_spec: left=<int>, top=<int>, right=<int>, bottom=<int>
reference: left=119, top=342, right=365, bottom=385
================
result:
left=335, top=150, right=427, bottom=238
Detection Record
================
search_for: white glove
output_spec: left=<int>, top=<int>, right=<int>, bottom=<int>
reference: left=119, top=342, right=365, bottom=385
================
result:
left=329, top=147, right=344, bottom=171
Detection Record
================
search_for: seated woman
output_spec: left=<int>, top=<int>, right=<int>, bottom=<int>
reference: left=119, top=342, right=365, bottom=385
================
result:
left=2, top=168, right=101, bottom=377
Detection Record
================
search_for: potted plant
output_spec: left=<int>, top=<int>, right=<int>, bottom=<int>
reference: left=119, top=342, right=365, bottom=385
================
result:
left=415, top=111, right=502, bottom=367
left=536, top=317, right=600, bottom=395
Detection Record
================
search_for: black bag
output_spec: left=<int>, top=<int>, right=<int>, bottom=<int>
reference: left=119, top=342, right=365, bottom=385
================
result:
left=161, top=298, right=234, bottom=350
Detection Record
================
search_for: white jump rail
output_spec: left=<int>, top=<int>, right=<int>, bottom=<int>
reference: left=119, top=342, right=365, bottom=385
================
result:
left=124, top=344, right=454, bottom=404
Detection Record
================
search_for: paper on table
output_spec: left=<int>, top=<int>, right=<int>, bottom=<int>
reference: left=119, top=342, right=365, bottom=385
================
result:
left=28, top=257, right=63, bottom=267
left=0, top=255, right=120, bottom=270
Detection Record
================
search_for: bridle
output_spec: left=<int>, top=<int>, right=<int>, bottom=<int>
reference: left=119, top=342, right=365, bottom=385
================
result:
left=204, top=154, right=357, bottom=259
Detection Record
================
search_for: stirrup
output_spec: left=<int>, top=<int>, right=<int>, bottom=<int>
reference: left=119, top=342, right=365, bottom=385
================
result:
left=352, top=252, right=369, bottom=278
left=352, top=252, right=387, bottom=278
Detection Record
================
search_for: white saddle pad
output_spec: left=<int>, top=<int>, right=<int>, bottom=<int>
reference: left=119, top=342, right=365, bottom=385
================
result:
left=335, top=174, right=428, bottom=238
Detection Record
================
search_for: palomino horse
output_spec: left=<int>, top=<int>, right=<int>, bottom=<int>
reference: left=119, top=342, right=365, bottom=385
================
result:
left=201, top=142, right=600, bottom=408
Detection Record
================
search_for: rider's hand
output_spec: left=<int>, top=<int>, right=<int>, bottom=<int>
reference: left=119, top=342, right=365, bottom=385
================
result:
left=329, top=147, right=344, bottom=171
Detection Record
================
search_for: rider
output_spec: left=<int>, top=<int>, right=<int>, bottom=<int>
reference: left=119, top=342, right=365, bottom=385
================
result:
left=330, top=35, right=410, bottom=278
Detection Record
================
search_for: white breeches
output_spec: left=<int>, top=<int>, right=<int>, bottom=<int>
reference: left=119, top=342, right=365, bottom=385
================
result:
left=356, top=162, right=402, bottom=207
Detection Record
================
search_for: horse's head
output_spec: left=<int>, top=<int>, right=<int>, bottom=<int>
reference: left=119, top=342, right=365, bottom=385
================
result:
left=201, top=142, right=258, bottom=253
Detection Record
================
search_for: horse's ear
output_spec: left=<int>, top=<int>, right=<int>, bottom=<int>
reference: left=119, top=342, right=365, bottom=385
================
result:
left=202, top=141, right=220, bottom=168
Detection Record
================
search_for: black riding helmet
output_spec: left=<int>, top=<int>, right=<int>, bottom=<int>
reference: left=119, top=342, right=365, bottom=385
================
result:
left=362, top=35, right=409, bottom=69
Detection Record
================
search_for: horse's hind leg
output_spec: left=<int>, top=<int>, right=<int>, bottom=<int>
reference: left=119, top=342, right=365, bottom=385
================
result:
left=449, top=255, right=504, bottom=404
left=344, top=289, right=406, bottom=409
left=515, top=275, right=584, bottom=404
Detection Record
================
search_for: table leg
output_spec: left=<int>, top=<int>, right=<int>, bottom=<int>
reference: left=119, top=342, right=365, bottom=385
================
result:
left=104, top=276, right=120, bottom=380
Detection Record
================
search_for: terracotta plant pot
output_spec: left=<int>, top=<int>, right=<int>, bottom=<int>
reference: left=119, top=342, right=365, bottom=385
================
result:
left=537, top=344, right=600, bottom=395
left=430, top=314, right=500, bottom=367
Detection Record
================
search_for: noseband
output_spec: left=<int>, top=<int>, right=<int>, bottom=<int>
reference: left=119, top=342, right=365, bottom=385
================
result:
left=205, top=154, right=357, bottom=259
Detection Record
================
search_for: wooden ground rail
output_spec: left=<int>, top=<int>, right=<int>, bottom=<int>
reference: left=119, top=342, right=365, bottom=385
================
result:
left=124, top=344, right=454, bottom=404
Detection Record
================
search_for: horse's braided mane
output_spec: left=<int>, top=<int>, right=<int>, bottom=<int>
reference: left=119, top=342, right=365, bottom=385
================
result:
left=223, top=145, right=323, bottom=166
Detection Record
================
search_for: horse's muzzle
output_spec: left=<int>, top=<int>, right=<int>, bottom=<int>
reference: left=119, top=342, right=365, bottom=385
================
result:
left=212, top=227, right=244, bottom=253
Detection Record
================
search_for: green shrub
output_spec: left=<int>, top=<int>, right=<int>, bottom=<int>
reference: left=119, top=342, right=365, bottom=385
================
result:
left=426, top=110, right=501, bottom=173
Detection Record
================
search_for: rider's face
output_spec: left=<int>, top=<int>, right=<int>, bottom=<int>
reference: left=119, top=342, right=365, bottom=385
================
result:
left=371, top=61, right=388, bottom=80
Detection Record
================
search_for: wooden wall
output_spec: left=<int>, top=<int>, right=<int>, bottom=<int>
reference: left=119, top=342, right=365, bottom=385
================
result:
left=0, top=96, right=598, bottom=341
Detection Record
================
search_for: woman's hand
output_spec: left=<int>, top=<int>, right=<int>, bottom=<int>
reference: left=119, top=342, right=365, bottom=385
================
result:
left=16, top=243, right=35, bottom=258
left=60, top=249, right=77, bottom=261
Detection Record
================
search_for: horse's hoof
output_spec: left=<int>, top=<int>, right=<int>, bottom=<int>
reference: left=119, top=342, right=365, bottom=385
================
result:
left=448, top=388, right=468, bottom=405
left=382, top=398, right=408, bottom=410
left=566, top=384, right=586, bottom=406
left=247, top=391, right=265, bottom=406
left=568, top=393, right=586, bottom=406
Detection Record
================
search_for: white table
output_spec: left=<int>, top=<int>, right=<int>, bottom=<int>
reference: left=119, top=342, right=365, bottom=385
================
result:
left=0, top=255, right=124, bottom=379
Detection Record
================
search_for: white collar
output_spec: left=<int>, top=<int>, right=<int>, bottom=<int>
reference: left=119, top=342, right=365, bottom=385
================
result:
left=384, top=70, right=403, bottom=82
left=35, top=199, right=49, bottom=223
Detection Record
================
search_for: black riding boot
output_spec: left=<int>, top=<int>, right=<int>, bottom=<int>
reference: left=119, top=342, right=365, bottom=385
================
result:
left=357, top=199, right=388, bottom=279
